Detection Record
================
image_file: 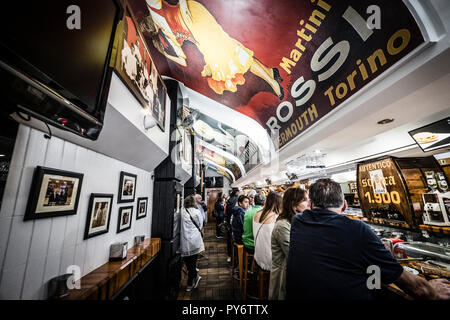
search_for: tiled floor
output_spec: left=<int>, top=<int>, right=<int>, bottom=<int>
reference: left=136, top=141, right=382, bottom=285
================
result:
left=177, top=222, right=238, bottom=300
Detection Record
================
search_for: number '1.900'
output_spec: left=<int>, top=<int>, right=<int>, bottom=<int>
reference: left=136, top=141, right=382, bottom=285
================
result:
left=364, top=191, right=401, bottom=204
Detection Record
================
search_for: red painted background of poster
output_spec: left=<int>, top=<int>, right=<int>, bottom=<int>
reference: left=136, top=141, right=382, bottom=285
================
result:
left=129, top=0, right=424, bottom=147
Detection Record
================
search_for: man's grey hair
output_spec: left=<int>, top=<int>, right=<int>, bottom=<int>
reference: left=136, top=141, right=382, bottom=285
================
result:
left=309, top=178, right=344, bottom=209
left=247, top=190, right=257, bottom=197
left=254, top=193, right=266, bottom=206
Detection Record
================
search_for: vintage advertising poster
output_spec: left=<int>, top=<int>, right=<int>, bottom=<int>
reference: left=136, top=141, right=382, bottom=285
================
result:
left=128, top=0, right=424, bottom=148
left=114, top=6, right=166, bottom=130
left=369, top=169, right=387, bottom=194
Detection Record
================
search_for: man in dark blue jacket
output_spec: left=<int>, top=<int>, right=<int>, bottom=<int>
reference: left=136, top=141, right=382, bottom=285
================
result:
left=286, top=178, right=450, bottom=300
left=225, top=189, right=240, bottom=262
left=231, top=195, right=250, bottom=245
left=214, top=193, right=225, bottom=238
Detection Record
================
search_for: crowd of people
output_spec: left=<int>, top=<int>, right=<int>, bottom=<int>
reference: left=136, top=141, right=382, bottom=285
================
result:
left=179, top=179, right=450, bottom=300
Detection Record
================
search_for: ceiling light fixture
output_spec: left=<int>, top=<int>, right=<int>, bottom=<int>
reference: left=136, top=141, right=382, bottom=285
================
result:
left=377, top=118, right=394, bottom=125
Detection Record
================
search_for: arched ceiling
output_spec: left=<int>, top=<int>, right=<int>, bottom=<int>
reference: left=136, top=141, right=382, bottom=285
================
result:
left=127, top=0, right=424, bottom=149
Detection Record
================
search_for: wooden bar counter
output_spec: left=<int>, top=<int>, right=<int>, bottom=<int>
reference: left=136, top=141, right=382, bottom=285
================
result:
left=64, top=238, right=161, bottom=300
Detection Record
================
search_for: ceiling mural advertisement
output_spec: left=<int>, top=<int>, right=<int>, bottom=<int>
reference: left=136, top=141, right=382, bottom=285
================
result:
left=129, top=0, right=424, bottom=148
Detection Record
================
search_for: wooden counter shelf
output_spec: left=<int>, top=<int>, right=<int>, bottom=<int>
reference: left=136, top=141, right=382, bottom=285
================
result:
left=346, top=215, right=418, bottom=233
left=347, top=214, right=450, bottom=237
left=418, top=224, right=450, bottom=235
left=345, top=215, right=367, bottom=222
left=369, top=218, right=411, bottom=230
left=63, top=238, right=161, bottom=300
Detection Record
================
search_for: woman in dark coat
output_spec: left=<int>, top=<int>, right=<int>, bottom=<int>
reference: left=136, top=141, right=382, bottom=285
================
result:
left=214, top=193, right=225, bottom=238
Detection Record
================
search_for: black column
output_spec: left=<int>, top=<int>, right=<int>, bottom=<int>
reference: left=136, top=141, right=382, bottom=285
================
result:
left=183, top=133, right=196, bottom=197
left=151, top=79, right=183, bottom=300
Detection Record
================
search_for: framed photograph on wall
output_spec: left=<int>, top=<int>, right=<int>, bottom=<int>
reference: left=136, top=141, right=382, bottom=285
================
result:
left=117, top=206, right=133, bottom=233
left=24, top=166, right=83, bottom=221
left=84, top=193, right=113, bottom=239
left=136, top=197, right=148, bottom=220
left=153, top=71, right=166, bottom=131
left=118, top=171, right=137, bottom=203
left=113, top=5, right=165, bottom=131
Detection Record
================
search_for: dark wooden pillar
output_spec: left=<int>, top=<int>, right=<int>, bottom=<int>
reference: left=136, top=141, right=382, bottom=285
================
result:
left=151, top=79, right=184, bottom=300
left=184, top=133, right=196, bottom=197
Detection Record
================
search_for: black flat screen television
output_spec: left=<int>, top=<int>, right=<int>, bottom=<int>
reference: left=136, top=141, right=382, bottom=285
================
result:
left=409, top=117, right=450, bottom=152
left=0, top=0, right=122, bottom=140
left=204, top=176, right=224, bottom=188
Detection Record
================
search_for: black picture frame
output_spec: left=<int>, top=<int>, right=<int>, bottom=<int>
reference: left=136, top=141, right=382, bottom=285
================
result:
left=136, top=197, right=148, bottom=220
left=118, top=171, right=137, bottom=203
left=84, top=193, right=114, bottom=239
left=24, top=166, right=84, bottom=221
left=154, top=72, right=167, bottom=131
left=117, top=206, right=133, bottom=233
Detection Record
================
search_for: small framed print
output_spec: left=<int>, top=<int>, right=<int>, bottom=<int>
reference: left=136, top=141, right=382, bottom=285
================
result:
left=153, top=73, right=166, bottom=131
left=84, top=194, right=113, bottom=239
left=24, top=166, right=83, bottom=221
left=118, top=171, right=137, bottom=203
left=136, top=197, right=148, bottom=220
left=117, top=206, right=133, bottom=233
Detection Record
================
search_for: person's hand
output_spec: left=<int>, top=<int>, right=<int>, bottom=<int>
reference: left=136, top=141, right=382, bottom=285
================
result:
left=429, top=278, right=450, bottom=300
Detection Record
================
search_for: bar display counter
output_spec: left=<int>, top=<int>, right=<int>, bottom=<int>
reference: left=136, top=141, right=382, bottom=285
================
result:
left=354, top=156, right=450, bottom=299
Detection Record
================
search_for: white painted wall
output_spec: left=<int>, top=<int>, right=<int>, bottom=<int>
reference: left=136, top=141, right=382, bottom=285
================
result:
left=0, top=125, right=153, bottom=300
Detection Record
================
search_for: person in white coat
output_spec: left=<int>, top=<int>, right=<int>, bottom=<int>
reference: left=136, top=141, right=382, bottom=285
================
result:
left=180, top=195, right=205, bottom=291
